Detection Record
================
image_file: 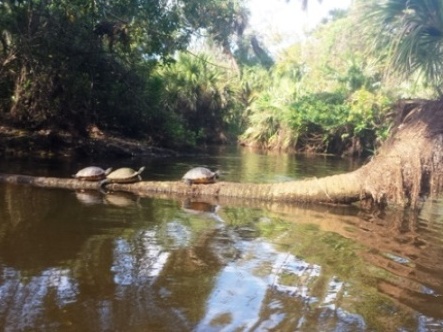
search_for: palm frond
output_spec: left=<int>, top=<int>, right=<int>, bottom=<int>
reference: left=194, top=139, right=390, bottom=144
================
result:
left=362, top=0, right=443, bottom=93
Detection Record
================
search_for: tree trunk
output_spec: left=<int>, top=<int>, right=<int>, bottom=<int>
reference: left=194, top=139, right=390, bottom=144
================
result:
left=0, top=170, right=363, bottom=203
left=0, top=99, right=442, bottom=210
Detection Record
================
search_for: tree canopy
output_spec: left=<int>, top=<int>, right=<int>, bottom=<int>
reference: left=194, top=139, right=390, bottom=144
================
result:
left=0, top=0, right=247, bottom=142
left=1, top=0, right=443, bottom=156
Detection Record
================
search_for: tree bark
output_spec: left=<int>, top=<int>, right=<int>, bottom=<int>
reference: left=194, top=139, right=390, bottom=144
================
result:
left=0, top=99, right=442, bottom=210
left=0, top=170, right=363, bottom=204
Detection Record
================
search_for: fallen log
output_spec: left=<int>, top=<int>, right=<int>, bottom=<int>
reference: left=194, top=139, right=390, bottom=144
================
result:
left=0, top=170, right=364, bottom=205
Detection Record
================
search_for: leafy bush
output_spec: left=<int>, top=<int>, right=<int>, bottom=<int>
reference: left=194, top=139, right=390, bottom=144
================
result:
left=154, top=53, right=246, bottom=147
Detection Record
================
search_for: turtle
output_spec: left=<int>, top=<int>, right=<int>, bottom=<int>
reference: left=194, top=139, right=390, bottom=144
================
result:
left=100, top=166, right=145, bottom=190
left=182, top=167, right=219, bottom=185
left=73, top=166, right=112, bottom=181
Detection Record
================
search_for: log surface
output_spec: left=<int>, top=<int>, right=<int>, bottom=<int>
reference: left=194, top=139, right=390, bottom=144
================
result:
left=0, top=171, right=363, bottom=205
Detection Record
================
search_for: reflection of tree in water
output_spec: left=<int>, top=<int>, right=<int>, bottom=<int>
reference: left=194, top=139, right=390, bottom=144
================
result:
left=365, top=205, right=443, bottom=321
left=150, top=229, right=226, bottom=324
left=0, top=266, right=80, bottom=330
left=329, top=206, right=443, bottom=323
left=1, top=183, right=443, bottom=331
left=194, top=235, right=368, bottom=331
left=70, top=222, right=236, bottom=330
left=0, top=183, right=235, bottom=330
left=253, top=202, right=443, bottom=331
left=0, top=186, right=92, bottom=271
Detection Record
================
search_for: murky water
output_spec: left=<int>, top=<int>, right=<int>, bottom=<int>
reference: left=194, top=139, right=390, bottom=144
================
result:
left=1, top=147, right=442, bottom=331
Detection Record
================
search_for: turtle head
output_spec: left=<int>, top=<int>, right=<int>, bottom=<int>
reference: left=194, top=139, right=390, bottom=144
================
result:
left=138, top=166, right=146, bottom=175
left=214, top=170, right=221, bottom=179
left=104, top=168, right=113, bottom=175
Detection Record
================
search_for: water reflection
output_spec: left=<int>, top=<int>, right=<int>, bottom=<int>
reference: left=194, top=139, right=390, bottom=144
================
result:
left=182, top=200, right=220, bottom=214
left=75, top=190, right=103, bottom=205
left=1, top=151, right=443, bottom=331
left=0, top=266, right=79, bottom=330
left=181, top=199, right=224, bottom=224
left=104, top=192, right=140, bottom=208
left=76, top=189, right=141, bottom=208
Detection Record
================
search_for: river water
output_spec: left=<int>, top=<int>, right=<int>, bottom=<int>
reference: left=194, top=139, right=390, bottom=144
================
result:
left=0, top=146, right=442, bottom=331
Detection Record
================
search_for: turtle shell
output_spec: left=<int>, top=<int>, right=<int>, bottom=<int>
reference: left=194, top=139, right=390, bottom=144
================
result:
left=106, top=166, right=145, bottom=183
left=182, top=167, right=219, bottom=185
left=73, top=166, right=112, bottom=181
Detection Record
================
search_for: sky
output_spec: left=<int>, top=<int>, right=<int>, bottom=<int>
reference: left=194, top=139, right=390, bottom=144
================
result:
left=247, top=0, right=352, bottom=55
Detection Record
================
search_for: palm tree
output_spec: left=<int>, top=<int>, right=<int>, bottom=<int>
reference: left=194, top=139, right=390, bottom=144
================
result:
left=157, top=52, right=240, bottom=145
left=363, top=0, right=443, bottom=95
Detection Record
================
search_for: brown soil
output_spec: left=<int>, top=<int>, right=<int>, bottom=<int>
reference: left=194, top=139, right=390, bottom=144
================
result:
left=0, top=124, right=178, bottom=158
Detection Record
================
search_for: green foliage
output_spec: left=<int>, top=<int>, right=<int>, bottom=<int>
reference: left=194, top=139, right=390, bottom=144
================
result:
left=0, top=0, right=432, bottom=154
left=154, top=52, right=246, bottom=146
left=241, top=63, right=393, bottom=155
left=348, top=88, right=392, bottom=140
left=240, top=54, right=393, bottom=155
left=240, top=65, right=300, bottom=150
left=239, top=6, right=400, bottom=156
left=362, top=0, right=443, bottom=96
left=182, top=0, right=248, bottom=51
left=0, top=0, right=247, bottom=144
left=289, top=92, right=348, bottom=153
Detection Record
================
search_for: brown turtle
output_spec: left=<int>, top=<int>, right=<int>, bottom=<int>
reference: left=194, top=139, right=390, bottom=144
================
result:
left=182, top=167, right=219, bottom=185
left=73, top=166, right=112, bottom=181
left=100, top=166, right=145, bottom=190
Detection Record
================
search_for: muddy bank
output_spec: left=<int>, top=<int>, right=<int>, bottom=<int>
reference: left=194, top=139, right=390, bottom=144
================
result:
left=0, top=125, right=179, bottom=158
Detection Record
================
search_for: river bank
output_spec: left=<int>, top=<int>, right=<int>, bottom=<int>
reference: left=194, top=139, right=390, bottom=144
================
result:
left=0, top=125, right=180, bottom=159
